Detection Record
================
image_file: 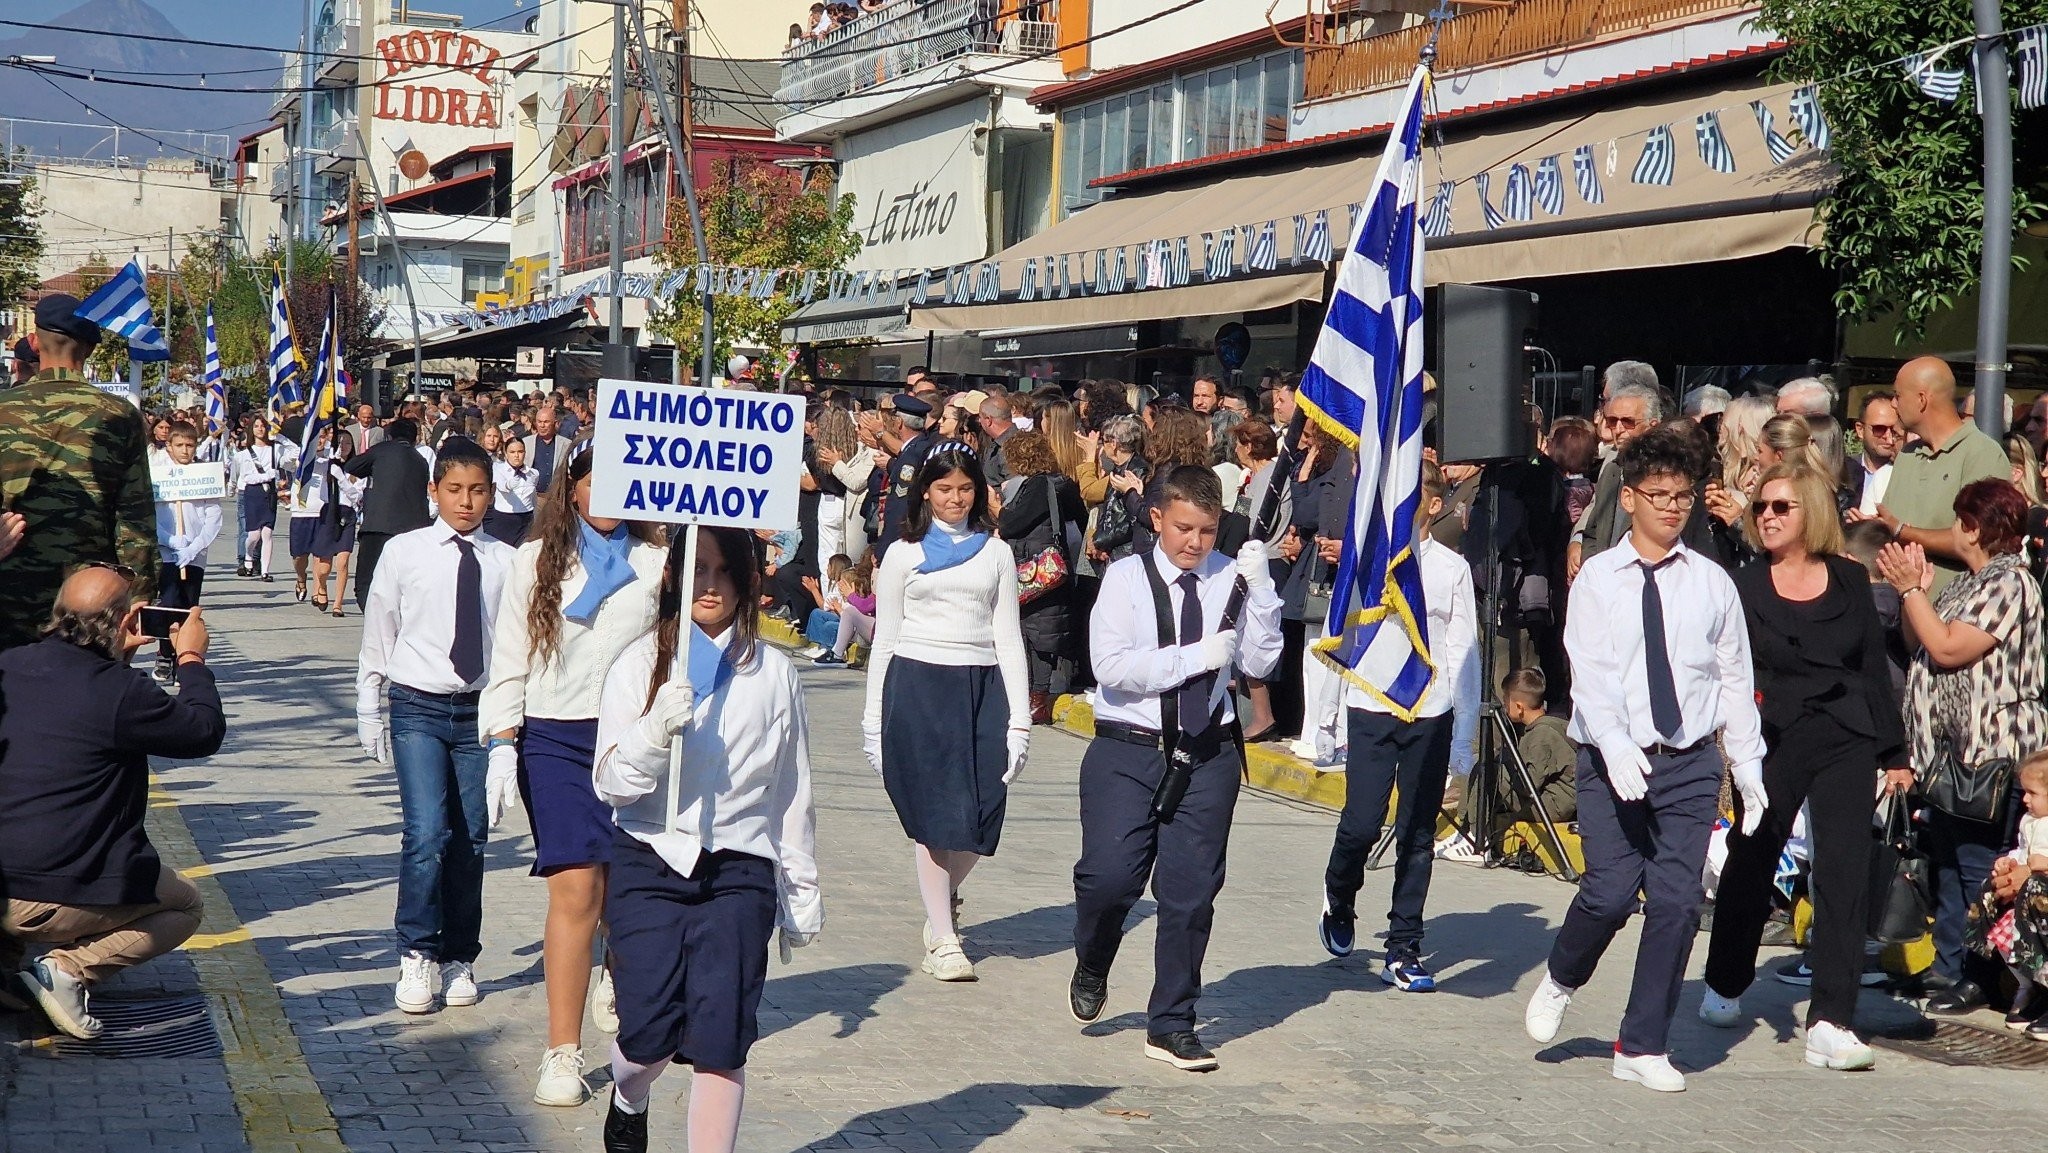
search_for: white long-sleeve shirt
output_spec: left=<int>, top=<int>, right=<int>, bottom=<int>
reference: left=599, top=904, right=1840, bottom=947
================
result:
left=493, top=462, right=539, bottom=514
left=862, top=519, right=1031, bottom=742
left=234, top=444, right=280, bottom=490
left=594, top=630, right=823, bottom=935
left=1344, top=535, right=1481, bottom=772
left=356, top=519, right=516, bottom=719
left=154, top=495, right=222, bottom=570
left=1565, top=536, right=1765, bottom=776
left=283, top=444, right=327, bottom=519
left=479, top=536, right=666, bottom=734
left=1089, top=544, right=1284, bottom=730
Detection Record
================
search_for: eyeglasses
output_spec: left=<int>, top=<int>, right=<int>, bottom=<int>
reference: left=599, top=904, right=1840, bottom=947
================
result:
left=1600, top=415, right=1643, bottom=431
left=1628, top=486, right=1696, bottom=510
left=1750, top=499, right=1800, bottom=518
left=81, top=560, right=137, bottom=579
left=1861, top=423, right=1901, bottom=438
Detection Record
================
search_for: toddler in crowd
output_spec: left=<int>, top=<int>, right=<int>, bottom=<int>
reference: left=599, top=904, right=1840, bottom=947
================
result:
left=1969, top=752, right=2048, bottom=1039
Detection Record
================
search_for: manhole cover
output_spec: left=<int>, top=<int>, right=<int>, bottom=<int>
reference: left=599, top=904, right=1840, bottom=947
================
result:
left=1868, top=1018, right=2048, bottom=1069
left=43, top=994, right=223, bottom=1060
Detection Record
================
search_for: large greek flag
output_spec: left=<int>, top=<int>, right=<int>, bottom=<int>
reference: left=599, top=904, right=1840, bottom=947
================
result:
left=1295, top=65, right=1435, bottom=719
left=268, top=271, right=302, bottom=421
left=203, top=304, right=226, bottom=436
left=297, top=293, right=341, bottom=488
left=75, top=260, right=169, bottom=362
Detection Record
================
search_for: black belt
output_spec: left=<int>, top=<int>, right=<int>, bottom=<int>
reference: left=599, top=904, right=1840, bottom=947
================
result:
left=1096, top=715, right=1229, bottom=755
left=1096, top=719, right=1164, bottom=749
left=1644, top=734, right=1713, bottom=757
left=394, top=683, right=483, bottom=704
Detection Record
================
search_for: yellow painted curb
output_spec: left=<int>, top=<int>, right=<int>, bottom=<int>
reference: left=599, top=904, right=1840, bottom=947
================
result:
left=1053, top=694, right=1346, bottom=810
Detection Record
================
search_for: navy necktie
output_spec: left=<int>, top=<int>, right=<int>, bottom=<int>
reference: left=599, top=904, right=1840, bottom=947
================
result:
left=535, top=438, right=555, bottom=493
left=452, top=537, right=484, bottom=685
left=1637, top=557, right=1681, bottom=741
left=1176, top=571, right=1213, bottom=736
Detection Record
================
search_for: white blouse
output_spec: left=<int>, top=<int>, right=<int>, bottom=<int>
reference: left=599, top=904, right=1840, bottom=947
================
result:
left=861, top=519, right=1031, bottom=744
left=594, top=629, right=822, bottom=935
left=479, top=535, right=667, bottom=733
left=493, top=462, right=539, bottom=513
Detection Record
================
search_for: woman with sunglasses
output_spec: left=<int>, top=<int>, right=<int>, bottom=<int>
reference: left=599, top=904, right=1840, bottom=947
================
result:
left=1697, top=463, right=1906, bottom=1071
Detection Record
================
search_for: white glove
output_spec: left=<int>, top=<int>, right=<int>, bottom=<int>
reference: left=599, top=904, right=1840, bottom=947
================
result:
left=1731, top=761, right=1769, bottom=837
left=863, top=720, right=883, bottom=778
left=1003, top=727, right=1029, bottom=785
left=358, top=713, right=391, bottom=764
left=1234, top=540, right=1274, bottom=593
left=635, top=680, right=696, bottom=750
left=1602, top=743, right=1651, bottom=803
left=1196, top=629, right=1239, bottom=672
left=777, top=928, right=817, bottom=964
left=485, top=744, right=519, bottom=830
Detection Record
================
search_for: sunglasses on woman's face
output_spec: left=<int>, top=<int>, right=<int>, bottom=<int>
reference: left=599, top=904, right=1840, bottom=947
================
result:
left=1750, top=499, right=1799, bottom=518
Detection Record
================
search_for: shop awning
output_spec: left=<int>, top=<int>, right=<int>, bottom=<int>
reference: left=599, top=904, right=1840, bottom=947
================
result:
left=779, top=296, right=915, bottom=344
left=913, top=75, right=1829, bottom=332
left=397, top=312, right=593, bottom=362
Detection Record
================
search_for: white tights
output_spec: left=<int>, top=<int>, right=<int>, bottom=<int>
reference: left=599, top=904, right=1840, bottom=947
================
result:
left=243, top=525, right=273, bottom=574
left=914, top=844, right=979, bottom=943
left=609, top=1043, right=745, bottom=1153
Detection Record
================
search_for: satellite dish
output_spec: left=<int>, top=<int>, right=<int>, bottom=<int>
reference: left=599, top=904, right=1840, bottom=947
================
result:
left=398, top=150, right=430, bottom=181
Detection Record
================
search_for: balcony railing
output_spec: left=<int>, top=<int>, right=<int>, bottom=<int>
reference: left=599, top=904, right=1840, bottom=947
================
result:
left=313, top=10, right=362, bottom=84
left=1303, top=0, right=1753, bottom=101
left=776, top=0, right=1060, bottom=111
left=312, top=116, right=361, bottom=172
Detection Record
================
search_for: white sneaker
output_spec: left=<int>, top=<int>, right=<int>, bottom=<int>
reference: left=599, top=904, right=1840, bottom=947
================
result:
left=533, top=1044, right=590, bottom=1106
left=1803, top=1021, right=1876, bottom=1071
left=395, top=951, right=437, bottom=1014
left=589, top=968, right=619, bottom=1034
left=1698, top=989, right=1743, bottom=1028
left=1612, top=1051, right=1686, bottom=1092
left=1524, top=974, right=1573, bottom=1043
left=795, top=643, right=827, bottom=659
left=921, top=936, right=976, bottom=982
left=441, top=960, right=479, bottom=1007
left=1434, top=833, right=1484, bottom=863
left=20, top=958, right=102, bottom=1039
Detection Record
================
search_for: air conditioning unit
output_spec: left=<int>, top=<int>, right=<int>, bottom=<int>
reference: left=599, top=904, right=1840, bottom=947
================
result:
left=1001, top=20, right=1058, bottom=53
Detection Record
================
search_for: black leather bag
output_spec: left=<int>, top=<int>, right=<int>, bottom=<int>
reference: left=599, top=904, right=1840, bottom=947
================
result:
left=1921, top=738, right=2016, bottom=825
left=1866, top=798, right=1934, bottom=945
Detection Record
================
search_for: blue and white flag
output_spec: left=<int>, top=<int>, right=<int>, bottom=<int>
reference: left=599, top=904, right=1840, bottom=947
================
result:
left=1573, top=144, right=1605, bottom=205
left=2019, top=24, right=2047, bottom=110
left=297, top=293, right=340, bottom=488
left=203, top=304, right=225, bottom=436
left=1905, top=51, right=1966, bottom=102
left=1790, top=86, right=1830, bottom=151
left=1294, top=209, right=1333, bottom=263
left=1695, top=111, right=1736, bottom=173
left=1167, top=236, right=1192, bottom=287
left=1202, top=230, right=1236, bottom=281
left=1294, top=65, right=1435, bottom=719
left=1422, top=183, right=1454, bottom=239
left=1244, top=220, right=1278, bottom=272
left=1475, top=170, right=1506, bottom=230
left=1751, top=101, right=1798, bottom=165
left=1532, top=155, right=1565, bottom=216
left=267, top=271, right=302, bottom=422
left=1632, top=125, right=1676, bottom=185
left=75, top=260, right=169, bottom=363
left=1502, top=164, right=1534, bottom=221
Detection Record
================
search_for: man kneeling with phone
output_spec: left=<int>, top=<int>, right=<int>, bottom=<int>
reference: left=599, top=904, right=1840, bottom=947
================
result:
left=0, top=564, right=226, bottom=1038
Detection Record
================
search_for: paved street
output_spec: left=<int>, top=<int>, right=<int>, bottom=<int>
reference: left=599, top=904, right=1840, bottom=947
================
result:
left=4, top=577, right=2046, bottom=1153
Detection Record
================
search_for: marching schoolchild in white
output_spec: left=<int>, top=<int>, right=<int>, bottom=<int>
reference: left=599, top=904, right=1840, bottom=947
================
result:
left=480, top=447, right=666, bottom=1107
left=234, top=417, right=282, bottom=580
left=485, top=436, right=540, bottom=545
left=862, top=442, right=1031, bottom=983
left=152, top=420, right=222, bottom=682
left=356, top=437, right=516, bottom=1014
left=592, top=525, right=821, bottom=1153
left=281, top=428, right=329, bottom=605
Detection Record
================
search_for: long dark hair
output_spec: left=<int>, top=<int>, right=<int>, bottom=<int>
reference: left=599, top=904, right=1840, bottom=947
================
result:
left=646, top=526, right=760, bottom=710
left=527, top=449, right=661, bottom=668
left=901, top=446, right=994, bottom=542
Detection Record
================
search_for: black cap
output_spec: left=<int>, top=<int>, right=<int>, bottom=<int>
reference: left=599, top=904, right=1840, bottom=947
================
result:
left=35, top=293, right=102, bottom=345
left=892, top=393, right=932, bottom=417
left=10, top=336, right=36, bottom=367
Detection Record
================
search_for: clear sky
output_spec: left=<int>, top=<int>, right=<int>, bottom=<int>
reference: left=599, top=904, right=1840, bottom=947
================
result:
left=148, top=0, right=538, bottom=52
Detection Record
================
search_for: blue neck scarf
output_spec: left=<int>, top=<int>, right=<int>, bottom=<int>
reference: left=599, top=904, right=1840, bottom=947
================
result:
left=916, top=521, right=989, bottom=574
left=685, top=624, right=734, bottom=700
left=563, top=521, right=636, bottom=622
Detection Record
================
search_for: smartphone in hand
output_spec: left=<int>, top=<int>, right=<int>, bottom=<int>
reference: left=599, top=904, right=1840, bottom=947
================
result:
left=138, top=605, right=195, bottom=639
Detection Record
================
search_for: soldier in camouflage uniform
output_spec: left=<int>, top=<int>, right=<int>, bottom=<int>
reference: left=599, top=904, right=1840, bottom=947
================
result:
left=0, top=294, right=158, bottom=651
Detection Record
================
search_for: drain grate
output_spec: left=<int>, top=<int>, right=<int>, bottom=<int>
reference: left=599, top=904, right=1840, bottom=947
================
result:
left=1868, top=1018, right=2048, bottom=1069
left=43, top=994, right=223, bottom=1060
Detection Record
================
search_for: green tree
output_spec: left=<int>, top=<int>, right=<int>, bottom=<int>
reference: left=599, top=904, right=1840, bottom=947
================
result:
left=650, top=163, right=861, bottom=383
left=0, top=160, right=44, bottom=308
left=180, top=238, right=388, bottom=408
left=1758, top=0, right=2048, bottom=337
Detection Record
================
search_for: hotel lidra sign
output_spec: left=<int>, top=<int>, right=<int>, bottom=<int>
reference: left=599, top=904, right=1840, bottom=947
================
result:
left=374, top=29, right=504, bottom=129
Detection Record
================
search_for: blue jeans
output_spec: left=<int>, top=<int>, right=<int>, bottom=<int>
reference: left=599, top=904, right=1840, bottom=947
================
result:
left=390, top=685, right=489, bottom=963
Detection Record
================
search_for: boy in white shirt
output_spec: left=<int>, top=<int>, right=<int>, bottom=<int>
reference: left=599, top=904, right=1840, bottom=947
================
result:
left=153, top=421, right=222, bottom=680
left=356, top=437, right=516, bottom=1015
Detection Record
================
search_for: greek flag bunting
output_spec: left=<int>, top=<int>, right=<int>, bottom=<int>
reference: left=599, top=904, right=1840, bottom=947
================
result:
left=1695, top=111, right=1736, bottom=173
left=1790, top=86, right=1830, bottom=151
left=1168, top=236, right=1192, bottom=286
left=1573, top=144, right=1605, bottom=205
left=1245, top=220, right=1278, bottom=272
left=1475, top=171, right=1506, bottom=230
left=1905, top=51, right=1967, bottom=102
left=1294, top=210, right=1333, bottom=263
left=267, top=271, right=302, bottom=421
left=1532, top=156, right=1565, bottom=216
left=1202, top=231, right=1235, bottom=281
left=1751, top=101, right=1798, bottom=165
left=1632, top=125, right=1676, bottom=185
left=203, top=304, right=225, bottom=436
left=2020, top=24, right=2047, bottom=109
left=296, top=292, right=341, bottom=488
left=75, top=260, right=169, bottom=363
left=1502, top=164, right=1534, bottom=222
left=1294, top=65, right=1435, bottom=719
left=1422, top=183, right=1454, bottom=239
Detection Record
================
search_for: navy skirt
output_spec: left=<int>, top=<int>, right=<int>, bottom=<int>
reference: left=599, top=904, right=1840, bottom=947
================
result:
left=517, top=717, right=613, bottom=875
left=880, top=658, right=1012, bottom=855
left=312, top=507, right=357, bottom=558
left=239, top=484, right=277, bottom=531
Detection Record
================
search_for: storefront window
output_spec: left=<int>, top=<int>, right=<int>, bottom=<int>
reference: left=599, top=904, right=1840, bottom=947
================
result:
left=562, top=153, right=670, bottom=273
left=1125, top=90, right=1149, bottom=172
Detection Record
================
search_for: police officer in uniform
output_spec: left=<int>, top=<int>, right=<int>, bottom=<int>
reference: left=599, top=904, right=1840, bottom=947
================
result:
left=0, top=295, right=158, bottom=651
left=875, top=392, right=934, bottom=557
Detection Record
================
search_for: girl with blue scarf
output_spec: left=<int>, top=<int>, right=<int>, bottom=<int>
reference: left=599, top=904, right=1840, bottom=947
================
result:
left=862, top=444, right=1032, bottom=984
left=478, top=448, right=667, bottom=1108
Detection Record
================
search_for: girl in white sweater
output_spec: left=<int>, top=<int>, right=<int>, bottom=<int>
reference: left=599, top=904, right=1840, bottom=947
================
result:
left=862, top=443, right=1031, bottom=982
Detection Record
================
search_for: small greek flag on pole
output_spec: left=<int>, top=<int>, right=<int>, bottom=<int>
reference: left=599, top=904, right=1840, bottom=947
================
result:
left=1476, top=171, right=1506, bottom=230
left=1532, top=156, right=1565, bottom=216
left=1632, top=125, right=1676, bottom=185
left=75, top=260, right=170, bottom=362
left=1295, top=210, right=1333, bottom=263
left=2015, top=24, right=2047, bottom=109
left=1751, top=101, right=1798, bottom=165
left=1573, top=144, right=1605, bottom=205
left=1905, top=52, right=1967, bottom=102
left=203, top=305, right=226, bottom=437
left=1790, top=86, right=1830, bottom=150
left=1502, top=164, right=1534, bottom=221
left=1244, top=220, right=1278, bottom=272
left=1422, top=183, right=1454, bottom=239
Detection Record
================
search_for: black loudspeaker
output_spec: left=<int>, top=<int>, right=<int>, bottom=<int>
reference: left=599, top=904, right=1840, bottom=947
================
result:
left=1434, top=283, right=1539, bottom=462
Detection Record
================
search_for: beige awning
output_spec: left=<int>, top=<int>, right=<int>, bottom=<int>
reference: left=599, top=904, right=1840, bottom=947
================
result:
left=913, top=74, right=1830, bottom=331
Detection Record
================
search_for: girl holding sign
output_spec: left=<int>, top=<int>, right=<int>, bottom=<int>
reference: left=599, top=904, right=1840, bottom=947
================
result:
left=480, top=449, right=666, bottom=1108
left=591, top=525, right=821, bottom=1153
left=863, top=443, right=1031, bottom=983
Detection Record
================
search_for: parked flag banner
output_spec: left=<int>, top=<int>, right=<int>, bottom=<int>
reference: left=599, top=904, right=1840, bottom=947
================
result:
left=1295, top=65, right=1435, bottom=720
left=150, top=460, right=227, bottom=504
left=588, top=380, right=805, bottom=529
left=75, top=260, right=169, bottom=363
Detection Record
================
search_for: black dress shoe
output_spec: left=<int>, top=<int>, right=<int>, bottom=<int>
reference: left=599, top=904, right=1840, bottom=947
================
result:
left=1143, top=1030, right=1218, bottom=1072
left=1926, top=980, right=1987, bottom=1015
left=1070, top=965, right=1108, bottom=1024
left=603, top=1094, right=649, bottom=1153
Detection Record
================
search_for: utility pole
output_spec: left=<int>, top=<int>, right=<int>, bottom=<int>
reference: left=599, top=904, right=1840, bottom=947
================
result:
left=677, top=0, right=696, bottom=177
left=623, top=0, right=715, bottom=394
left=163, top=226, right=173, bottom=393
left=1972, top=0, right=2013, bottom=433
left=346, top=170, right=360, bottom=293
left=607, top=10, right=628, bottom=357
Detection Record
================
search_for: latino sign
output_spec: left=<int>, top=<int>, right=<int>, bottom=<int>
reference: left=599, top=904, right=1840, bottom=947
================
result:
left=588, top=381, right=804, bottom=529
left=375, top=29, right=503, bottom=129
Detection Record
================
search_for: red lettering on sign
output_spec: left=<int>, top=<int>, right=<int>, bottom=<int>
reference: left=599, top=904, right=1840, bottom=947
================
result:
left=446, top=89, right=471, bottom=127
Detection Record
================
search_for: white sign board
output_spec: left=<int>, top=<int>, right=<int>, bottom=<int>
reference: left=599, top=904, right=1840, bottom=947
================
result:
left=836, top=99, right=990, bottom=273
left=151, top=461, right=227, bottom=503
left=588, top=379, right=803, bottom=529
left=94, top=378, right=139, bottom=405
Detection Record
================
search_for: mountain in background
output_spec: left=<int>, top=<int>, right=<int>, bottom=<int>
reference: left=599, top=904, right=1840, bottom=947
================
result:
left=0, top=0, right=278, bottom=162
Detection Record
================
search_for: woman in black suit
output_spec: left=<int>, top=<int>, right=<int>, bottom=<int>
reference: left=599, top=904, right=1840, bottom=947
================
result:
left=1699, top=463, right=1910, bottom=1071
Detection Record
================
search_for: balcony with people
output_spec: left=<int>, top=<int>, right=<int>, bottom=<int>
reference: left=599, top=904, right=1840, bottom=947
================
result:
left=776, top=0, right=1063, bottom=131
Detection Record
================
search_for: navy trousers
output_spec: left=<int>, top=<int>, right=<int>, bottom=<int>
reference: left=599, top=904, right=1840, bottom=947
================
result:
left=1324, top=709, right=1452, bottom=959
left=1547, top=742, right=1719, bottom=1056
left=1072, top=736, right=1239, bottom=1034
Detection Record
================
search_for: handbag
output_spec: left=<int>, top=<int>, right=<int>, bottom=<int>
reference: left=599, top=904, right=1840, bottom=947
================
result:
left=1093, top=475, right=1136, bottom=552
left=1017, top=477, right=1070, bottom=605
left=1866, top=796, right=1934, bottom=945
left=1921, top=737, right=2017, bottom=825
